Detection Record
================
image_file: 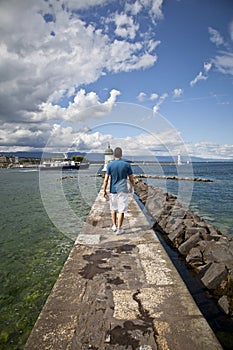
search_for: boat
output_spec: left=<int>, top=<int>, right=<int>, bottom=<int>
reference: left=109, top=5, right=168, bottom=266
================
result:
left=39, top=159, right=89, bottom=170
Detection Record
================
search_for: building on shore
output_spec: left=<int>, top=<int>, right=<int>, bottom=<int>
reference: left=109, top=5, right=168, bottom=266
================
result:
left=0, top=154, right=19, bottom=167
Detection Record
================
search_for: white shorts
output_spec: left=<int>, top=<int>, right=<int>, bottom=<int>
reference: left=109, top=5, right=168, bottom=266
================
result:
left=110, top=192, right=128, bottom=213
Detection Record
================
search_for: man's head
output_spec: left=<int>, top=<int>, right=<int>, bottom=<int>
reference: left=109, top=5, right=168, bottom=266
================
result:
left=114, top=147, right=122, bottom=159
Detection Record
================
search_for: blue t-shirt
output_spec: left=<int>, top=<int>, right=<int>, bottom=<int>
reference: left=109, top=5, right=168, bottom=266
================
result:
left=106, top=159, right=133, bottom=194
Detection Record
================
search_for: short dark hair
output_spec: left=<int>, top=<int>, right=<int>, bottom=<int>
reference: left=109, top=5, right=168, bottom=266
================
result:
left=114, top=147, right=122, bottom=158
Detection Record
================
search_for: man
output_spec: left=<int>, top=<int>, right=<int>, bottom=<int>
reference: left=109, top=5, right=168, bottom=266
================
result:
left=103, top=147, right=134, bottom=235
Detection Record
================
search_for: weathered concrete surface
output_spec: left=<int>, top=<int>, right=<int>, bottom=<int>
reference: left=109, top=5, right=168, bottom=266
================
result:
left=25, top=189, right=222, bottom=350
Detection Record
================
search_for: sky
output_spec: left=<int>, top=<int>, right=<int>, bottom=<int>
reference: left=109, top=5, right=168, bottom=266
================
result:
left=0, top=0, right=233, bottom=159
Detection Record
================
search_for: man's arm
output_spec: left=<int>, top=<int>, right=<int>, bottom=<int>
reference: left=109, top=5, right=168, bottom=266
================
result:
left=103, top=173, right=110, bottom=199
left=128, top=173, right=134, bottom=193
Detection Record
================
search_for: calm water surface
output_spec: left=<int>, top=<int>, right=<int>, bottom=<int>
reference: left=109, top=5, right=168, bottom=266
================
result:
left=0, top=162, right=232, bottom=348
left=0, top=166, right=101, bottom=349
left=139, top=162, right=233, bottom=235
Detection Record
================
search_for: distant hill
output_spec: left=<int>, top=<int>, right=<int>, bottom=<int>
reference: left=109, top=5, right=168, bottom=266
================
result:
left=0, top=151, right=88, bottom=159
left=0, top=151, right=105, bottom=163
left=0, top=151, right=232, bottom=163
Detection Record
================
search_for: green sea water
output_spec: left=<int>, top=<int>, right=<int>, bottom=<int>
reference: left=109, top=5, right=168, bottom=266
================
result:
left=0, top=167, right=102, bottom=349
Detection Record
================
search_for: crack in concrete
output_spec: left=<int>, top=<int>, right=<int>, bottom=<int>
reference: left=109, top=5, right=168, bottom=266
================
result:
left=133, top=289, right=154, bottom=324
left=133, top=289, right=159, bottom=346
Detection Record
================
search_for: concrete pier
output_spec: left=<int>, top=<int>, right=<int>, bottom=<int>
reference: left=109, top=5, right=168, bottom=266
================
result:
left=25, top=189, right=223, bottom=350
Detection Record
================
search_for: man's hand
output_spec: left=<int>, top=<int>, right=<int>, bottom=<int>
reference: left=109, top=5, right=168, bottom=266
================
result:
left=128, top=186, right=133, bottom=194
left=128, top=174, right=134, bottom=193
left=104, top=190, right=109, bottom=200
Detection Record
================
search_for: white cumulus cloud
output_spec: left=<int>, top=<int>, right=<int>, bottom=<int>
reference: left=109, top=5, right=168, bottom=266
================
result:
left=30, top=89, right=121, bottom=123
left=187, top=141, right=233, bottom=160
left=0, top=0, right=160, bottom=127
left=46, top=125, right=112, bottom=152
left=0, top=0, right=164, bottom=152
left=125, top=1, right=143, bottom=15
left=114, top=12, right=139, bottom=40
left=125, top=0, right=163, bottom=21
left=0, top=122, right=50, bottom=148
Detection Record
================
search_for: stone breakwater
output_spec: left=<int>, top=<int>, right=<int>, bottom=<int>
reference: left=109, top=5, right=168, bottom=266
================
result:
left=134, top=179, right=233, bottom=317
left=135, top=174, right=213, bottom=182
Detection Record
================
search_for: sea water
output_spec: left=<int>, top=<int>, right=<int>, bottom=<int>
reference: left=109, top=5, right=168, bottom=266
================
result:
left=0, top=166, right=102, bottom=349
left=141, top=162, right=233, bottom=236
left=0, top=162, right=232, bottom=349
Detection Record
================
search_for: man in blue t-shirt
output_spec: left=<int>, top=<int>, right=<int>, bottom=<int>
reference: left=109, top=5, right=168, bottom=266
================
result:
left=103, top=147, right=134, bottom=235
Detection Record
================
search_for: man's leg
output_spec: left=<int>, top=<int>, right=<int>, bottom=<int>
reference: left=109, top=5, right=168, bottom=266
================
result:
left=110, top=194, right=118, bottom=231
left=117, top=212, right=124, bottom=229
left=111, top=211, right=117, bottom=226
left=116, top=193, right=128, bottom=232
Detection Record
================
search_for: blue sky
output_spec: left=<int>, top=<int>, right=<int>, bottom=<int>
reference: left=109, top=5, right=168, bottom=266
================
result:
left=0, top=0, right=233, bottom=159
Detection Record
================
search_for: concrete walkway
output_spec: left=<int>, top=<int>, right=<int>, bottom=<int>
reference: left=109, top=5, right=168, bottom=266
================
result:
left=25, top=189, right=223, bottom=350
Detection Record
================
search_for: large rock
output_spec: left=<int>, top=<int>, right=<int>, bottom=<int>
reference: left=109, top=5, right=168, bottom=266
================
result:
left=218, top=295, right=230, bottom=315
left=164, top=216, right=183, bottom=233
left=178, top=232, right=201, bottom=256
left=169, top=205, right=186, bottom=219
left=184, top=227, right=208, bottom=241
left=206, top=241, right=233, bottom=263
left=186, top=247, right=204, bottom=267
left=201, top=262, right=228, bottom=290
left=168, top=224, right=185, bottom=246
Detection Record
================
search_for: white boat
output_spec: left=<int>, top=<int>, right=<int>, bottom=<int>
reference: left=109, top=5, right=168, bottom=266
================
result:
left=39, top=159, right=89, bottom=170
